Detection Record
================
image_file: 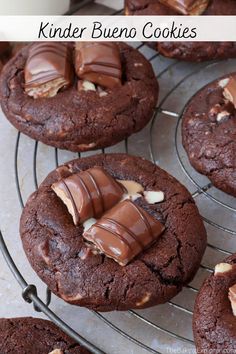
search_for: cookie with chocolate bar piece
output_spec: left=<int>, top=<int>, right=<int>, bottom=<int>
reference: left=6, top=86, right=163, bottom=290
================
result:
left=0, top=42, right=158, bottom=152
left=182, top=74, right=236, bottom=196
left=125, top=0, right=236, bottom=61
left=0, top=317, right=90, bottom=353
left=20, top=153, right=206, bottom=311
left=193, top=255, right=236, bottom=352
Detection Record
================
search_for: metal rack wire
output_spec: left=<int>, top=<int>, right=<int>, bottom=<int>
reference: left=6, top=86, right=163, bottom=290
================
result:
left=0, top=2, right=236, bottom=354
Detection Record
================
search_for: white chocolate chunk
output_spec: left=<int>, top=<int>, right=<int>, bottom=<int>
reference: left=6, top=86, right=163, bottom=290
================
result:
left=219, top=78, right=229, bottom=88
left=214, top=263, right=233, bottom=275
left=134, top=62, right=143, bottom=67
left=136, top=293, right=151, bottom=307
left=83, top=218, right=97, bottom=232
left=48, top=350, right=63, bottom=354
left=82, top=80, right=96, bottom=91
left=216, top=111, right=230, bottom=122
left=144, top=191, right=164, bottom=204
left=61, top=292, right=83, bottom=301
left=117, top=180, right=165, bottom=204
left=99, top=90, right=108, bottom=97
left=117, top=180, right=144, bottom=197
left=78, top=142, right=96, bottom=149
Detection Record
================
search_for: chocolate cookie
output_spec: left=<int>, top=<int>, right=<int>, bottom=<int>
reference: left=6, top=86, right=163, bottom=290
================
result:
left=20, top=153, right=207, bottom=311
left=182, top=74, right=236, bottom=196
left=125, top=0, right=236, bottom=61
left=193, top=255, right=236, bottom=352
left=0, top=42, right=158, bottom=152
left=0, top=317, right=89, bottom=353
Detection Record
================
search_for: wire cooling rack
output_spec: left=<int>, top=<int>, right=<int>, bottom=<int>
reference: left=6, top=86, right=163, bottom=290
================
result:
left=0, top=1, right=236, bottom=354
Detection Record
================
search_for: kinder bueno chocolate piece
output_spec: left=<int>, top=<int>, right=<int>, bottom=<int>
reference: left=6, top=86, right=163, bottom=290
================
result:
left=24, top=42, right=73, bottom=98
left=83, top=199, right=165, bottom=266
left=75, top=42, right=122, bottom=89
left=52, top=167, right=125, bottom=225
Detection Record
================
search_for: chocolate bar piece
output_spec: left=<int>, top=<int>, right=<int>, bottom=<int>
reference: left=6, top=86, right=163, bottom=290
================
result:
left=229, top=284, right=236, bottom=316
left=223, top=76, right=236, bottom=109
left=24, top=42, right=73, bottom=99
left=159, top=0, right=209, bottom=15
left=75, top=42, right=122, bottom=89
left=83, top=200, right=165, bottom=266
left=52, top=167, right=125, bottom=225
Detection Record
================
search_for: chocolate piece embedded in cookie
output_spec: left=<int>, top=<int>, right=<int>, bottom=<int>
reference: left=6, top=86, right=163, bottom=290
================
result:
left=84, top=199, right=165, bottom=266
left=159, top=0, right=209, bottom=15
left=75, top=42, right=122, bottom=89
left=193, top=255, right=236, bottom=352
left=24, top=42, right=73, bottom=98
left=52, top=166, right=125, bottom=225
left=223, top=76, right=236, bottom=108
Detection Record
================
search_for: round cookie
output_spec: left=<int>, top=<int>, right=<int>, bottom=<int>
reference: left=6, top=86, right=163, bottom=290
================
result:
left=0, top=317, right=90, bottom=353
left=125, top=0, right=236, bottom=62
left=0, top=42, right=158, bottom=152
left=182, top=74, right=236, bottom=196
left=193, top=255, right=236, bottom=352
left=20, top=153, right=207, bottom=311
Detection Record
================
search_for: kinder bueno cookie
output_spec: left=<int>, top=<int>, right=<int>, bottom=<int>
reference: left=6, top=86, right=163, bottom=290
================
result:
left=0, top=42, right=158, bottom=152
left=20, top=154, right=206, bottom=311
left=193, top=255, right=236, bottom=352
left=182, top=73, right=236, bottom=196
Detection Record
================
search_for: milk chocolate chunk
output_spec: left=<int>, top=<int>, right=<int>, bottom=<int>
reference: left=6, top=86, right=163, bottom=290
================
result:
left=223, top=76, right=236, bottom=109
left=52, top=167, right=125, bottom=225
left=24, top=42, right=73, bottom=99
left=159, top=0, right=209, bottom=15
left=75, top=42, right=122, bottom=89
left=229, top=284, right=236, bottom=316
left=83, top=200, right=165, bottom=266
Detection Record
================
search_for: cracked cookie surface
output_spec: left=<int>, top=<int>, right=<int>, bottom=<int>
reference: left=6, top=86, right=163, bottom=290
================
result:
left=193, top=255, right=236, bottom=353
left=20, top=154, right=207, bottom=311
left=125, top=0, right=236, bottom=61
left=182, top=74, right=236, bottom=196
left=0, top=43, right=158, bottom=152
left=0, top=317, right=90, bottom=353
